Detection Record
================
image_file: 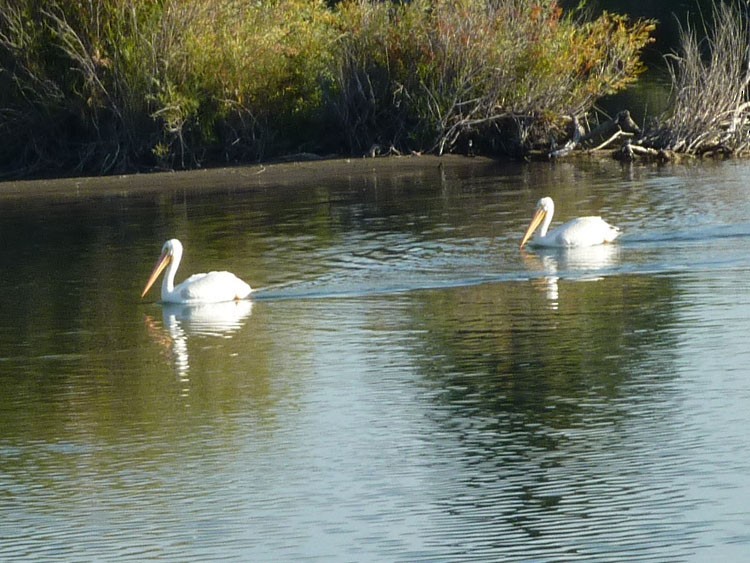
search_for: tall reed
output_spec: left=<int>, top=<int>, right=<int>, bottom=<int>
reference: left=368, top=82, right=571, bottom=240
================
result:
left=649, top=1, right=750, bottom=155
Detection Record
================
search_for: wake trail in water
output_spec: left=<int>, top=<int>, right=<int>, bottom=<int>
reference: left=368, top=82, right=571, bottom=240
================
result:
left=248, top=221, right=750, bottom=302
left=250, top=273, right=520, bottom=301
left=621, top=222, right=750, bottom=245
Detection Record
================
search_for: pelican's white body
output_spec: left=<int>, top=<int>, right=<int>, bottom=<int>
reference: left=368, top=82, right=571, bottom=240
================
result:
left=520, top=197, right=620, bottom=248
left=142, top=239, right=252, bottom=304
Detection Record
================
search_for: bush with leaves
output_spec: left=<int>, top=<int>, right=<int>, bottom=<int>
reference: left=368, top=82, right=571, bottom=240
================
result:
left=331, top=0, right=654, bottom=156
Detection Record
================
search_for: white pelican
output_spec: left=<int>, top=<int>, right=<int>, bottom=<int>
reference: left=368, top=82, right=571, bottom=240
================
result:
left=519, top=197, right=620, bottom=249
left=141, top=238, right=252, bottom=303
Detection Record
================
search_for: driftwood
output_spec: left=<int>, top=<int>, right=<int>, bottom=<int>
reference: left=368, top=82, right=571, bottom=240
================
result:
left=548, top=115, right=582, bottom=159
left=545, top=109, right=726, bottom=163
left=548, top=110, right=642, bottom=160
left=582, top=110, right=641, bottom=147
left=612, top=140, right=677, bottom=163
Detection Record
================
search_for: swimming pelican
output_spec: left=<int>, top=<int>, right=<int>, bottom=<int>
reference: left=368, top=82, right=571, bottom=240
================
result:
left=141, top=239, right=252, bottom=303
left=519, top=197, right=620, bottom=249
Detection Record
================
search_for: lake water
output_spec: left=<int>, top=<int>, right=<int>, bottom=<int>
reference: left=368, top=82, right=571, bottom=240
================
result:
left=1, top=156, right=750, bottom=561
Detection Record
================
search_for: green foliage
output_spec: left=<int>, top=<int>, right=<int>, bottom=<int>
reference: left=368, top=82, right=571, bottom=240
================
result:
left=0, top=0, right=654, bottom=176
left=331, top=0, right=655, bottom=155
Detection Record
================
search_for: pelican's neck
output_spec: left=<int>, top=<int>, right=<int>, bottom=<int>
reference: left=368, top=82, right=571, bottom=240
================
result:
left=161, top=244, right=182, bottom=300
left=539, top=201, right=554, bottom=238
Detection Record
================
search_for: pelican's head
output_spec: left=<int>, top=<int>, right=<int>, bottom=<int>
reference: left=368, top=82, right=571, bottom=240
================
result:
left=141, top=239, right=183, bottom=298
left=520, top=197, right=555, bottom=249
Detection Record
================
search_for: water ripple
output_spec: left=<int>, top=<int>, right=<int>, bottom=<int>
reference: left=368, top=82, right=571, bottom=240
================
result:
left=4, top=159, right=750, bottom=561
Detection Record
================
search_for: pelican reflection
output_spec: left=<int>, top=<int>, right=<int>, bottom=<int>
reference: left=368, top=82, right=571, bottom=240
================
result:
left=144, top=300, right=253, bottom=386
left=521, top=244, right=621, bottom=308
left=161, top=300, right=253, bottom=337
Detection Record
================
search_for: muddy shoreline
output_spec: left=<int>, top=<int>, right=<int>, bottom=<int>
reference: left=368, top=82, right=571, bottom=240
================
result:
left=0, top=155, right=502, bottom=201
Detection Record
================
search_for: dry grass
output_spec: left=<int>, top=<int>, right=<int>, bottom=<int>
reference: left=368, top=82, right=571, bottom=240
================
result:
left=645, top=1, right=750, bottom=155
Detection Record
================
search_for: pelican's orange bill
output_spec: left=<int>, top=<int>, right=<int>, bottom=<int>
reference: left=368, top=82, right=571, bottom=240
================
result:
left=141, top=252, right=171, bottom=298
left=520, top=207, right=547, bottom=249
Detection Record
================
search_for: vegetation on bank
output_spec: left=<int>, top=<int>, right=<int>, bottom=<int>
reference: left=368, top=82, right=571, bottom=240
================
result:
left=638, top=1, right=750, bottom=159
left=0, top=0, right=655, bottom=177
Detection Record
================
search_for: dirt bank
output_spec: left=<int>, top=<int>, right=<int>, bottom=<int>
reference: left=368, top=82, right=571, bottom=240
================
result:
left=0, top=155, right=500, bottom=201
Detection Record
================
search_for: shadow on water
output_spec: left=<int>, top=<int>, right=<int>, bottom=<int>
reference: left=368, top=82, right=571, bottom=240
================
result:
left=411, top=274, right=680, bottom=418
left=398, top=274, right=691, bottom=557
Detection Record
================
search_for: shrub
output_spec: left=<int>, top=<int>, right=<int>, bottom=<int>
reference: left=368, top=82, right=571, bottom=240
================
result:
left=330, top=0, right=654, bottom=156
left=0, top=0, right=195, bottom=173
left=173, top=0, right=338, bottom=163
left=0, top=0, right=338, bottom=174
